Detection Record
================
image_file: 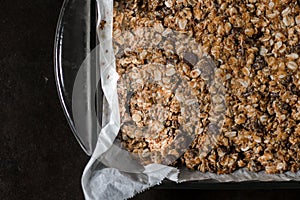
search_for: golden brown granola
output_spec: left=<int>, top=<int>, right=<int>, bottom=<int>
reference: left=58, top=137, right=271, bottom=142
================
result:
left=112, top=0, right=300, bottom=174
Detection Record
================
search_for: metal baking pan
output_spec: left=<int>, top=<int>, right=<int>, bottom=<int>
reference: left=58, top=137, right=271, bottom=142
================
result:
left=54, top=0, right=300, bottom=189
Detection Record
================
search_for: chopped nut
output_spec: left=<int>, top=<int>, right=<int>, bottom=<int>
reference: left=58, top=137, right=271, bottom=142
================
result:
left=190, top=69, right=201, bottom=79
left=132, top=113, right=142, bottom=122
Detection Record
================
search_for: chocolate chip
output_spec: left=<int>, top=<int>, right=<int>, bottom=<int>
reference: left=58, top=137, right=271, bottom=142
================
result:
left=281, top=75, right=293, bottom=87
left=282, top=102, right=291, bottom=112
left=253, top=55, right=266, bottom=70
left=183, top=52, right=199, bottom=67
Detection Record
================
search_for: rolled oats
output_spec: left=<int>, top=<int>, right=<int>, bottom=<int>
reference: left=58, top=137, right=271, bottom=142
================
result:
left=112, top=0, right=300, bottom=174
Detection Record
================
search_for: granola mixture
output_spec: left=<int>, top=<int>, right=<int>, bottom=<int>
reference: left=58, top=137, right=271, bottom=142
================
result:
left=112, top=0, right=300, bottom=174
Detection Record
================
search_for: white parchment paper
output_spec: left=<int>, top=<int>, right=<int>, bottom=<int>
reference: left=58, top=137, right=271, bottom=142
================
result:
left=81, top=1, right=179, bottom=199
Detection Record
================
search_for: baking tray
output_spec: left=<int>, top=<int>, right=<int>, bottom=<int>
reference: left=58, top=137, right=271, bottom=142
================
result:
left=54, top=0, right=300, bottom=189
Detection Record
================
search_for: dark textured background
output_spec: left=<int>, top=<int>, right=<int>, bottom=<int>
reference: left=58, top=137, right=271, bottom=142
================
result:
left=1, top=0, right=300, bottom=199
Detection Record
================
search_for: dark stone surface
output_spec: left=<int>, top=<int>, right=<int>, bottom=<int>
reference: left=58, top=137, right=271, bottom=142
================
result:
left=0, top=0, right=300, bottom=199
left=0, top=0, right=88, bottom=199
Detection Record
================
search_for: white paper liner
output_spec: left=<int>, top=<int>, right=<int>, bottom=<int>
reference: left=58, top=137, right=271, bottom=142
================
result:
left=81, top=1, right=179, bottom=199
left=179, top=168, right=300, bottom=182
